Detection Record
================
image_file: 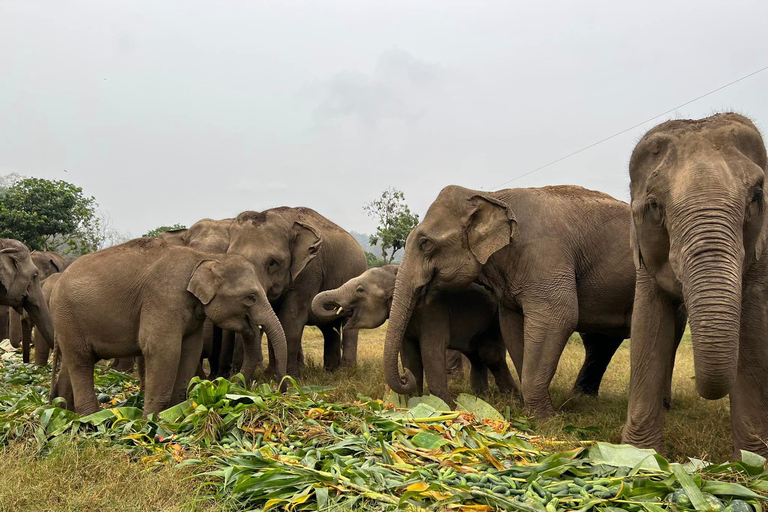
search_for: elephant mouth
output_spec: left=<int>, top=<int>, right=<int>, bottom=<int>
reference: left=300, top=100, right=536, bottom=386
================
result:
left=321, top=301, right=355, bottom=323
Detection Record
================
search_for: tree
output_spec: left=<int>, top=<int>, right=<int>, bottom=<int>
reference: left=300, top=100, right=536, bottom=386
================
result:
left=0, top=177, right=101, bottom=254
left=365, top=251, right=387, bottom=269
left=364, top=188, right=419, bottom=264
left=143, top=223, right=186, bottom=239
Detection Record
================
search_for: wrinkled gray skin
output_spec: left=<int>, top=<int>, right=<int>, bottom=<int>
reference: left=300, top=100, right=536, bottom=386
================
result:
left=228, top=207, right=367, bottom=376
left=312, top=265, right=518, bottom=405
left=623, top=113, right=768, bottom=459
left=160, top=219, right=262, bottom=380
left=50, top=239, right=286, bottom=417
left=0, top=239, right=55, bottom=352
left=384, top=185, right=645, bottom=419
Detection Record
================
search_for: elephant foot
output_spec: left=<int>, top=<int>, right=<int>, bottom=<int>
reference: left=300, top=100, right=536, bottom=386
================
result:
left=621, top=423, right=665, bottom=455
left=572, top=381, right=599, bottom=397
left=526, top=402, right=556, bottom=421
left=663, top=396, right=672, bottom=411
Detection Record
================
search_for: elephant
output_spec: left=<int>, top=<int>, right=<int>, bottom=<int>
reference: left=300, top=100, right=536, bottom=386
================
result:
left=383, top=185, right=642, bottom=419
left=228, top=207, right=368, bottom=376
left=0, top=239, right=55, bottom=351
left=13, top=251, right=72, bottom=364
left=622, top=112, right=768, bottom=458
left=158, top=218, right=261, bottom=379
left=311, top=265, right=518, bottom=404
left=49, top=238, right=287, bottom=416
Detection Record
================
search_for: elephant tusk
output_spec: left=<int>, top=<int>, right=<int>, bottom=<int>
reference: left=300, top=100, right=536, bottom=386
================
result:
left=336, top=306, right=343, bottom=315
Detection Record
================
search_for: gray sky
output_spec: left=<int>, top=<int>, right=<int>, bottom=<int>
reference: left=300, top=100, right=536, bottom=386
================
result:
left=2, top=1, right=767, bottom=239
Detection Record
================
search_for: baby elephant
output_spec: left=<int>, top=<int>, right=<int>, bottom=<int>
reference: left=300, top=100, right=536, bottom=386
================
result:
left=50, top=239, right=287, bottom=416
left=311, top=265, right=518, bottom=405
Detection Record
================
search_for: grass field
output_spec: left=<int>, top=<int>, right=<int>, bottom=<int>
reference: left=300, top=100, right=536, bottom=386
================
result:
left=0, top=324, right=736, bottom=511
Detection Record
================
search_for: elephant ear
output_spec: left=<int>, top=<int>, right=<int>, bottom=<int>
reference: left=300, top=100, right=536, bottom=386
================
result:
left=0, top=248, right=20, bottom=291
left=187, top=260, right=220, bottom=305
left=466, top=194, right=517, bottom=264
left=630, top=211, right=643, bottom=270
left=755, top=188, right=768, bottom=261
left=290, top=222, right=322, bottom=282
left=158, top=229, right=189, bottom=246
left=49, top=258, right=61, bottom=273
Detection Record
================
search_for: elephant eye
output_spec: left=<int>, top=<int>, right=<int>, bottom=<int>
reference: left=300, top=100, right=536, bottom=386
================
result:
left=751, top=188, right=763, bottom=205
left=418, top=237, right=434, bottom=252
left=244, top=293, right=258, bottom=305
left=267, top=259, right=279, bottom=272
left=356, top=285, right=365, bottom=293
left=644, top=198, right=663, bottom=224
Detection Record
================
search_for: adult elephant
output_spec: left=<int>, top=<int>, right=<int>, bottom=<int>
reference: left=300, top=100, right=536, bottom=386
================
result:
left=0, top=239, right=55, bottom=351
left=622, top=113, right=768, bottom=458
left=159, top=219, right=260, bottom=379
left=50, top=239, right=286, bottom=416
left=384, top=185, right=642, bottom=418
left=228, top=207, right=367, bottom=375
left=312, top=265, right=518, bottom=404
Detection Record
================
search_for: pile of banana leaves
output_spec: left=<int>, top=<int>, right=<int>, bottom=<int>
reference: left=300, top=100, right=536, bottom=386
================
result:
left=1, top=344, right=768, bottom=511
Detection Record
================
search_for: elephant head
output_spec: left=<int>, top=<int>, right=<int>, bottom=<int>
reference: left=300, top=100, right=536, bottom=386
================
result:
left=311, top=265, right=398, bottom=330
left=187, top=254, right=287, bottom=379
left=629, top=113, right=767, bottom=400
left=184, top=218, right=234, bottom=254
left=157, top=228, right=189, bottom=246
left=30, top=251, right=66, bottom=280
left=228, top=210, right=322, bottom=302
left=0, top=239, right=55, bottom=348
left=383, top=186, right=516, bottom=393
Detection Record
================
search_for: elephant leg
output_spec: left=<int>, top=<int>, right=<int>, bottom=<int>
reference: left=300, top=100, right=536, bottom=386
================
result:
left=65, top=353, right=99, bottom=416
left=520, top=293, right=578, bottom=418
left=499, top=305, right=524, bottom=379
left=572, top=333, right=624, bottom=396
left=239, top=329, right=262, bottom=384
left=0, top=306, right=8, bottom=341
left=320, top=323, right=342, bottom=372
left=466, top=352, right=490, bottom=396
left=21, top=316, right=32, bottom=364
left=195, top=362, right=206, bottom=379
left=171, top=328, right=204, bottom=406
left=446, top=349, right=463, bottom=376
left=663, top=307, right=687, bottom=410
left=277, top=293, right=311, bottom=377
left=208, top=322, right=223, bottom=378
left=401, top=337, right=424, bottom=396
left=622, top=270, right=678, bottom=453
left=729, top=281, right=768, bottom=458
left=136, top=356, right=146, bottom=391
left=33, top=325, right=51, bottom=366
left=217, top=330, right=236, bottom=378
left=52, top=363, right=75, bottom=410
left=9, top=309, right=22, bottom=349
left=139, top=319, right=183, bottom=416
left=231, top=333, right=245, bottom=374
left=110, top=358, right=135, bottom=373
left=341, top=327, right=358, bottom=368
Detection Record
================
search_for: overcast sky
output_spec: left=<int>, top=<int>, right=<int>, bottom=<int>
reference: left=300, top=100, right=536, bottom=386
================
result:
left=2, top=1, right=767, bottom=239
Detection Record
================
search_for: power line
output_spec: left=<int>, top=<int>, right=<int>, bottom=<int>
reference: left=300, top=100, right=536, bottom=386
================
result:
left=488, top=64, right=768, bottom=191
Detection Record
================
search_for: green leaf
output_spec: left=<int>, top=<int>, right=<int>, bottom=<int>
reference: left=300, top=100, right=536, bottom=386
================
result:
left=588, top=442, right=664, bottom=470
left=701, top=481, right=764, bottom=500
left=455, top=393, right=504, bottom=421
left=406, top=395, right=451, bottom=411
left=411, top=432, right=447, bottom=450
left=741, top=451, right=767, bottom=470
left=671, top=463, right=710, bottom=511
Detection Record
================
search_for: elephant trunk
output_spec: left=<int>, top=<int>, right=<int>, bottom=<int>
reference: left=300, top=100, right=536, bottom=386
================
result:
left=311, top=287, right=346, bottom=322
left=250, top=297, right=287, bottom=383
left=383, top=252, right=422, bottom=394
left=23, top=281, right=55, bottom=351
left=676, top=204, right=743, bottom=400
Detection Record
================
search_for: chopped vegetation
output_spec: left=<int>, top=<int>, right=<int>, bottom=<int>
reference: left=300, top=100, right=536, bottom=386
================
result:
left=1, top=340, right=767, bottom=511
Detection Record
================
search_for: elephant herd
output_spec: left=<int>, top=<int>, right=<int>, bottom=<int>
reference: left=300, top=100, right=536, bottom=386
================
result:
left=1, top=112, right=767, bottom=460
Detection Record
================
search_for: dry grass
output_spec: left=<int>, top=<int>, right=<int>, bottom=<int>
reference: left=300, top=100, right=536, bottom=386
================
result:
left=289, top=324, right=732, bottom=463
left=0, top=441, right=225, bottom=512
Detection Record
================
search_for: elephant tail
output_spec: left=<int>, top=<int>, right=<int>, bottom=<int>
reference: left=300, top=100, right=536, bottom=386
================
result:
left=49, top=338, right=61, bottom=404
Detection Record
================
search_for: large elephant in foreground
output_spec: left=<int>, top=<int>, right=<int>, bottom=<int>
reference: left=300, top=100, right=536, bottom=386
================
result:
left=312, top=265, right=518, bottom=404
left=623, top=113, right=768, bottom=458
left=0, top=239, right=55, bottom=350
left=228, top=207, right=367, bottom=375
left=159, top=218, right=259, bottom=379
left=383, top=185, right=644, bottom=418
left=50, top=239, right=286, bottom=416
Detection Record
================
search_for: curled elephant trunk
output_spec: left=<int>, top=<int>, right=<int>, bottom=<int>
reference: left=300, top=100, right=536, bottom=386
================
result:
left=311, top=287, right=346, bottom=323
left=24, top=281, right=55, bottom=351
left=249, top=297, right=287, bottom=386
left=677, top=206, right=743, bottom=400
left=383, top=254, right=423, bottom=394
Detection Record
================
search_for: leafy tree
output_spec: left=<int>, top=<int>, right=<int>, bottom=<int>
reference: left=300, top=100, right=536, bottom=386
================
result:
left=143, top=224, right=186, bottom=239
left=0, top=177, right=101, bottom=254
left=365, top=251, right=387, bottom=269
left=364, top=188, right=419, bottom=264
